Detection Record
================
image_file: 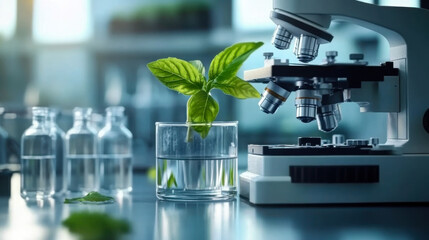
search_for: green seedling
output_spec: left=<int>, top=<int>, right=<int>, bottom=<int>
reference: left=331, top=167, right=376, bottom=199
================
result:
left=147, top=42, right=263, bottom=138
left=167, top=173, right=178, bottom=188
left=229, top=165, right=234, bottom=186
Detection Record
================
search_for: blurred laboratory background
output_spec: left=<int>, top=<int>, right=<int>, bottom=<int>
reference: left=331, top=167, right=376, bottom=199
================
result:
left=0, top=0, right=424, bottom=168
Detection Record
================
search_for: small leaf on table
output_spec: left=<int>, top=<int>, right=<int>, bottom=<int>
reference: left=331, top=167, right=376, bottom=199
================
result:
left=63, top=211, right=130, bottom=240
left=64, top=191, right=115, bottom=204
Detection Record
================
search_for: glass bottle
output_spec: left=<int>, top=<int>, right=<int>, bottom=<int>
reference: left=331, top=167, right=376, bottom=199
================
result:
left=98, top=106, right=133, bottom=193
left=65, top=108, right=98, bottom=195
left=48, top=109, right=66, bottom=196
left=21, top=107, right=56, bottom=200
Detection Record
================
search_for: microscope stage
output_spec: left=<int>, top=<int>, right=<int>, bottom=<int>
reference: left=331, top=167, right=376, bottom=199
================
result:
left=244, top=62, right=398, bottom=85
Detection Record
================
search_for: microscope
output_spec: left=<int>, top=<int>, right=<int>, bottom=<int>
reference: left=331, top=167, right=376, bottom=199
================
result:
left=239, top=0, right=429, bottom=204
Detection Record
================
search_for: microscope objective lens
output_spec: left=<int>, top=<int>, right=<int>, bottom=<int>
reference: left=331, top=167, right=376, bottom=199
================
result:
left=294, top=35, right=320, bottom=63
left=259, top=82, right=291, bottom=114
left=272, top=25, right=293, bottom=50
left=316, top=104, right=340, bottom=132
left=295, top=89, right=321, bottom=123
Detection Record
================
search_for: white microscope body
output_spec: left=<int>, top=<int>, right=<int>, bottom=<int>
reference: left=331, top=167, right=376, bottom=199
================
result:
left=239, top=0, right=429, bottom=204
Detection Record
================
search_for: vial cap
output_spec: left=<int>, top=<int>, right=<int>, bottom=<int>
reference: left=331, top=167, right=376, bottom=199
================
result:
left=73, top=107, right=92, bottom=120
left=32, top=107, right=49, bottom=117
left=106, top=106, right=125, bottom=117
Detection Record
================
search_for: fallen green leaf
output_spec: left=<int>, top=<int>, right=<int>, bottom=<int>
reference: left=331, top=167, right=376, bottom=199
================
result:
left=63, top=211, right=131, bottom=240
left=64, top=192, right=115, bottom=204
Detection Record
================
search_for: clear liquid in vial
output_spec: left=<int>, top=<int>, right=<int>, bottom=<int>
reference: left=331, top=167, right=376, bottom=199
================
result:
left=66, top=155, right=99, bottom=194
left=21, top=156, right=55, bottom=200
left=100, top=155, right=133, bottom=193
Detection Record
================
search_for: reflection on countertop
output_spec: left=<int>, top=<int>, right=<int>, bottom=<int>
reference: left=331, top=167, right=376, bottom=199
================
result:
left=0, top=173, right=429, bottom=240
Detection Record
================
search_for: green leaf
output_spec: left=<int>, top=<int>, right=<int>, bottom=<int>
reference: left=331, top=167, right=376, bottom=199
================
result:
left=157, top=159, right=167, bottom=186
left=187, top=90, right=219, bottom=138
left=147, top=57, right=205, bottom=95
left=187, top=90, right=219, bottom=123
left=229, top=166, right=234, bottom=186
left=208, top=42, right=263, bottom=85
left=189, top=60, right=205, bottom=77
left=163, top=159, right=167, bottom=175
left=62, top=211, right=131, bottom=240
left=148, top=167, right=157, bottom=182
left=221, top=168, right=225, bottom=186
left=64, top=192, right=115, bottom=204
left=167, top=173, right=178, bottom=188
left=213, top=76, right=260, bottom=99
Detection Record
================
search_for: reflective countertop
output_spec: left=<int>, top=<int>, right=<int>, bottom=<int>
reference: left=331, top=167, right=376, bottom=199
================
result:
left=0, top=173, right=428, bottom=240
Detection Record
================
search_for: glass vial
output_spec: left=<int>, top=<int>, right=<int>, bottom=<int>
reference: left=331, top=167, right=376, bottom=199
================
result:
left=48, top=109, right=66, bottom=196
left=65, top=108, right=99, bottom=195
left=98, top=106, right=133, bottom=193
left=21, top=107, right=56, bottom=200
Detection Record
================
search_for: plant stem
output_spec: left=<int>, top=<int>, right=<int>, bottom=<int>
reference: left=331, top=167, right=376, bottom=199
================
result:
left=186, top=125, right=192, bottom=142
left=186, top=104, right=193, bottom=142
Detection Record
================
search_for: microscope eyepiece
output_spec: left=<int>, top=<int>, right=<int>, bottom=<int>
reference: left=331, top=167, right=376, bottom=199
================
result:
left=259, top=82, right=291, bottom=114
left=272, top=25, right=294, bottom=50
left=294, top=34, right=320, bottom=63
left=295, top=89, right=321, bottom=123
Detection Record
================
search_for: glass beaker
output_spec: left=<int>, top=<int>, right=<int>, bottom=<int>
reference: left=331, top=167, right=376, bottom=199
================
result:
left=156, top=122, right=238, bottom=201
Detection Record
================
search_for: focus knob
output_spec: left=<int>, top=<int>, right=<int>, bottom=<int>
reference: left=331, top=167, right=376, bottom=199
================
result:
left=332, top=134, right=345, bottom=145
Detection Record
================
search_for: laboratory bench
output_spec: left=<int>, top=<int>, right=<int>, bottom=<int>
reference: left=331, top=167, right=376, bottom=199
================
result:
left=0, top=172, right=428, bottom=240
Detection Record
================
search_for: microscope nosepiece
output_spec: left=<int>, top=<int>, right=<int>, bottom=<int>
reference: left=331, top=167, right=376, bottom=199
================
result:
left=294, top=35, right=320, bottom=63
left=295, top=89, right=321, bottom=123
left=272, top=25, right=293, bottom=50
left=259, top=82, right=291, bottom=114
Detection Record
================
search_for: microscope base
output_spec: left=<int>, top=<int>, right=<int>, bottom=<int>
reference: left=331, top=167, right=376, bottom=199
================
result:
left=239, top=154, right=429, bottom=204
